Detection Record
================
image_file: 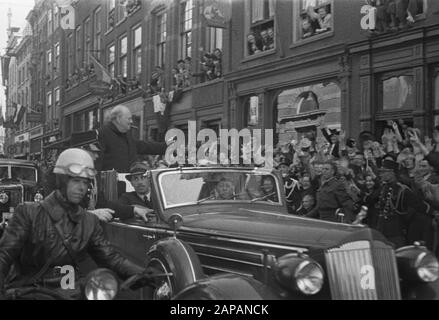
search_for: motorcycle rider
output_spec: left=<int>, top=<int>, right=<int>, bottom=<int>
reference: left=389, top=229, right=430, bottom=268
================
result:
left=0, top=148, right=147, bottom=299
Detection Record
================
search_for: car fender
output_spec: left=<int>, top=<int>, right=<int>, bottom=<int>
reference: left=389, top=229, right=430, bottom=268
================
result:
left=173, top=273, right=279, bottom=300
left=401, top=280, right=439, bottom=300
left=146, top=237, right=205, bottom=297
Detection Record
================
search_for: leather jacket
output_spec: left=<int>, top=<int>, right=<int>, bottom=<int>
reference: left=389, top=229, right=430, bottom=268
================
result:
left=0, top=191, right=144, bottom=292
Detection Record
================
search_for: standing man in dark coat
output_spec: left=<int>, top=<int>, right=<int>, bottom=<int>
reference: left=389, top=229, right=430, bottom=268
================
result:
left=313, top=161, right=355, bottom=223
left=96, top=105, right=168, bottom=173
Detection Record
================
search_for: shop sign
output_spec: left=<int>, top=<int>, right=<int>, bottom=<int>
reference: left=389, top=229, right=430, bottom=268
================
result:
left=14, top=132, right=30, bottom=143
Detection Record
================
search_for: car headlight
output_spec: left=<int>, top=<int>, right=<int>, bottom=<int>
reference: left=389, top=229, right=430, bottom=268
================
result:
left=396, top=245, right=439, bottom=283
left=34, top=192, right=44, bottom=202
left=84, top=269, right=119, bottom=300
left=275, top=254, right=324, bottom=295
left=0, top=192, right=8, bottom=204
left=415, top=252, right=439, bottom=282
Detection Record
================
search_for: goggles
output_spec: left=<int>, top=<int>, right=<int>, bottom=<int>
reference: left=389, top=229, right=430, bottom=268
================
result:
left=56, top=164, right=97, bottom=178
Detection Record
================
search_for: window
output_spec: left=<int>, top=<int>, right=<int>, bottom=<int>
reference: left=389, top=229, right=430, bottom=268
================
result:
left=207, top=27, right=223, bottom=52
left=180, top=0, right=193, bottom=59
left=295, top=0, right=332, bottom=41
left=119, top=35, right=128, bottom=78
left=94, top=8, right=102, bottom=57
left=246, top=0, right=275, bottom=56
left=46, top=91, right=53, bottom=126
left=67, top=34, right=74, bottom=76
left=47, top=9, right=53, bottom=36
left=54, top=87, right=60, bottom=106
left=275, top=82, right=341, bottom=146
left=380, top=73, right=415, bottom=111
left=84, top=18, right=91, bottom=66
left=76, top=26, right=82, bottom=68
left=54, top=6, right=59, bottom=29
left=46, top=49, right=52, bottom=77
left=117, top=1, right=128, bottom=22
left=107, top=44, right=115, bottom=78
left=156, top=12, right=167, bottom=68
left=54, top=43, right=60, bottom=77
left=108, top=0, right=116, bottom=29
left=132, top=25, right=142, bottom=76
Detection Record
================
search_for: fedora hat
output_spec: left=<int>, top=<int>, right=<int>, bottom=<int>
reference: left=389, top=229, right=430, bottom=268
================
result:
left=126, top=162, right=148, bottom=180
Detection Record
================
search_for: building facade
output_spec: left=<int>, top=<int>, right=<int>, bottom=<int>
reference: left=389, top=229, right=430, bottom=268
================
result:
left=3, top=0, right=439, bottom=161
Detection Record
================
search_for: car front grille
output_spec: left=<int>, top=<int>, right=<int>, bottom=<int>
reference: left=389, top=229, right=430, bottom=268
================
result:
left=325, top=240, right=401, bottom=300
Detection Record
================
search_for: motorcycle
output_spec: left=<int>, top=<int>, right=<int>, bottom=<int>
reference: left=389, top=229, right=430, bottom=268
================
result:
left=5, top=268, right=171, bottom=300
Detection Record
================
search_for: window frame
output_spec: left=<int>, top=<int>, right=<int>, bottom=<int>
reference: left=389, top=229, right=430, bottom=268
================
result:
left=156, top=11, right=167, bottom=68
left=107, top=43, right=116, bottom=78
left=119, top=35, right=128, bottom=78
left=244, top=0, right=276, bottom=59
left=132, top=24, right=142, bottom=76
left=180, top=0, right=193, bottom=59
left=206, top=27, right=223, bottom=52
left=291, top=0, right=334, bottom=47
left=377, top=70, right=416, bottom=113
left=76, top=25, right=83, bottom=68
left=54, top=87, right=60, bottom=106
left=54, top=42, right=60, bottom=78
left=94, top=7, right=102, bottom=56
left=84, top=17, right=91, bottom=66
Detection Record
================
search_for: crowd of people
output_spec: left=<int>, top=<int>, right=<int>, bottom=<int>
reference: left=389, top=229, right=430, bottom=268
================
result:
left=247, top=26, right=275, bottom=56
left=268, top=119, right=439, bottom=252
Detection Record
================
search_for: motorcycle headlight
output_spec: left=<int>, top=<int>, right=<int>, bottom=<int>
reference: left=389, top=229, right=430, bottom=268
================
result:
left=34, top=192, right=44, bottom=202
left=396, top=246, right=439, bottom=283
left=0, top=192, right=8, bottom=204
left=85, top=269, right=119, bottom=300
left=275, top=254, right=324, bottom=295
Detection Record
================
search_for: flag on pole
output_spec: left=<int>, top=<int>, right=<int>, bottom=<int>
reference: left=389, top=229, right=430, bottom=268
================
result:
left=89, top=53, right=116, bottom=84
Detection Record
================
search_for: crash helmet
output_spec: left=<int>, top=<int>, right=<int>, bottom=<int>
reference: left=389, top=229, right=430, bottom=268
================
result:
left=53, top=148, right=97, bottom=179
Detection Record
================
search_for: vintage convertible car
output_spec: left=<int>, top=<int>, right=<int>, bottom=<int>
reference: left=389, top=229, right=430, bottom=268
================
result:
left=101, top=166, right=439, bottom=300
left=0, top=159, right=43, bottom=237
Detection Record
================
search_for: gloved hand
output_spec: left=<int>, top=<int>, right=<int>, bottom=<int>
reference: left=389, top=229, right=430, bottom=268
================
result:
left=129, top=268, right=158, bottom=291
left=89, top=208, right=115, bottom=222
left=133, top=206, right=154, bottom=223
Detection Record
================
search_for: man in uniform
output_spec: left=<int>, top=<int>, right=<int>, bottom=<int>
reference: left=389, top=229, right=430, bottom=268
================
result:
left=377, top=156, right=433, bottom=249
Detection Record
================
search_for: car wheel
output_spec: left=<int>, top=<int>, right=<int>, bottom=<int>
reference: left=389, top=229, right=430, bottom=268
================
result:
left=146, top=238, right=204, bottom=300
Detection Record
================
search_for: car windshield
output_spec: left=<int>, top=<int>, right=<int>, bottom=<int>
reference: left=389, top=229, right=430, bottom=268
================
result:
left=159, top=169, right=282, bottom=209
left=11, top=166, right=37, bottom=182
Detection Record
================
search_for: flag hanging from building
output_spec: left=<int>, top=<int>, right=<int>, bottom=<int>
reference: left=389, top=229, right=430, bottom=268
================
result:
left=60, top=5, right=75, bottom=30
left=13, top=104, right=26, bottom=125
left=89, top=53, right=114, bottom=84
left=203, top=0, right=231, bottom=29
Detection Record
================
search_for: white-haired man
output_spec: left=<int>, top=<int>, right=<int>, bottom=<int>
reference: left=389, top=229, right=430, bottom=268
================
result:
left=97, top=105, right=168, bottom=172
